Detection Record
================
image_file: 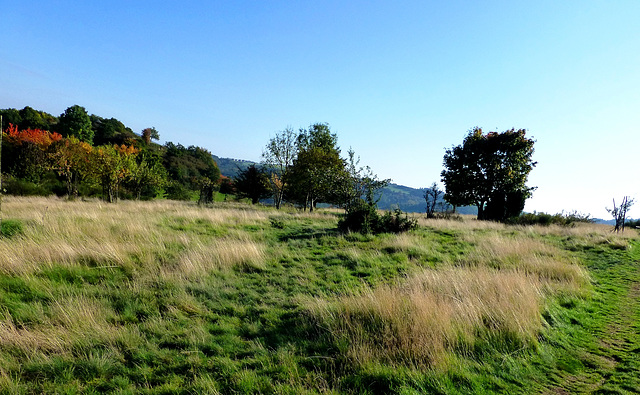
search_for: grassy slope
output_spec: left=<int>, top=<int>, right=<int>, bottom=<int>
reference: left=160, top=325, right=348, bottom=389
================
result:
left=0, top=197, right=638, bottom=394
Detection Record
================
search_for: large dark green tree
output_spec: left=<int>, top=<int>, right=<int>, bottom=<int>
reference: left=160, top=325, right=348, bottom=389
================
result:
left=234, top=164, right=271, bottom=204
left=91, top=116, right=137, bottom=146
left=19, top=106, right=56, bottom=130
left=288, top=123, right=347, bottom=211
left=441, top=127, right=536, bottom=221
left=162, top=142, right=220, bottom=201
left=0, top=109, right=23, bottom=130
left=58, top=105, right=93, bottom=144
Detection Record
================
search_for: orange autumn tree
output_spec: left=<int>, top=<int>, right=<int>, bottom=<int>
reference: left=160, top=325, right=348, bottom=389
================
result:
left=2, top=123, right=63, bottom=182
left=4, top=123, right=62, bottom=148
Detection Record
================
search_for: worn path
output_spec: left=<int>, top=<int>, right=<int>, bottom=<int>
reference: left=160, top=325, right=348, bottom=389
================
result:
left=550, top=241, right=640, bottom=394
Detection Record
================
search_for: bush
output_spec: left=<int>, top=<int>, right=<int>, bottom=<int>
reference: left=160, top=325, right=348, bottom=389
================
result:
left=165, top=182, right=194, bottom=201
left=1, top=219, right=24, bottom=238
left=380, top=208, right=418, bottom=233
left=269, top=217, right=285, bottom=229
left=339, top=201, right=416, bottom=234
left=625, top=219, right=640, bottom=229
left=338, top=200, right=380, bottom=234
left=507, top=211, right=594, bottom=227
left=3, top=177, right=52, bottom=196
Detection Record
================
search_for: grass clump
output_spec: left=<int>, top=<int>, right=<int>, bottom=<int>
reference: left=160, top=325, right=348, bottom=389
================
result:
left=308, top=267, right=543, bottom=368
left=0, top=219, right=24, bottom=238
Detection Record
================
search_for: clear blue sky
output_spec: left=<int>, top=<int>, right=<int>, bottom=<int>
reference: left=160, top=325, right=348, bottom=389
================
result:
left=2, top=1, right=639, bottom=218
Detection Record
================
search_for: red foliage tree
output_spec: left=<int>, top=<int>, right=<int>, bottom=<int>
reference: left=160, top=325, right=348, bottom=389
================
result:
left=4, top=123, right=62, bottom=149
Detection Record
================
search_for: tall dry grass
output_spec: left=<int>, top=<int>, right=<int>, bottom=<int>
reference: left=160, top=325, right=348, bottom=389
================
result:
left=459, top=233, right=589, bottom=294
left=419, top=214, right=635, bottom=249
left=310, top=214, right=605, bottom=369
left=0, top=196, right=271, bottom=277
left=0, top=296, right=132, bottom=355
left=309, top=267, right=542, bottom=368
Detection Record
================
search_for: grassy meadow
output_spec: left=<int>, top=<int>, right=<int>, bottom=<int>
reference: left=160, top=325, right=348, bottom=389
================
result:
left=0, top=196, right=639, bottom=394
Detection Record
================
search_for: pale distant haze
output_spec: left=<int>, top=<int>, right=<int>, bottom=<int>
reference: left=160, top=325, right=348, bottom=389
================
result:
left=2, top=1, right=638, bottom=218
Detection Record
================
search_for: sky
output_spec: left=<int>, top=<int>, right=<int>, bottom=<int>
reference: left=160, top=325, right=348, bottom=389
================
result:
left=2, top=1, right=639, bottom=218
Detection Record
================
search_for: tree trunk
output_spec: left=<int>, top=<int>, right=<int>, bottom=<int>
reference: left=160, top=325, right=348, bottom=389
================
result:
left=476, top=202, right=485, bottom=220
left=275, top=191, right=282, bottom=209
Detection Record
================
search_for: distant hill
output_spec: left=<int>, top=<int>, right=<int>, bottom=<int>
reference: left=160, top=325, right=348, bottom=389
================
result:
left=377, top=183, right=477, bottom=215
left=212, top=155, right=255, bottom=178
left=212, top=155, right=476, bottom=215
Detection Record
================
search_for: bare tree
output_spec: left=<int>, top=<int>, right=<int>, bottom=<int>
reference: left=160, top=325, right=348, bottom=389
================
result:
left=262, top=127, right=297, bottom=209
left=424, top=182, right=445, bottom=219
left=607, top=196, right=635, bottom=233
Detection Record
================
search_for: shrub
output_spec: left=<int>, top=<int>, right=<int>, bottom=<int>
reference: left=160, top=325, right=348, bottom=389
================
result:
left=338, top=200, right=381, bottom=234
left=507, top=211, right=594, bottom=227
left=338, top=201, right=416, bottom=234
left=164, top=181, right=193, bottom=201
left=625, top=219, right=640, bottom=229
left=269, top=217, right=285, bottom=229
left=3, top=177, right=52, bottom=196
left=380, top=209, right=418, bottom=233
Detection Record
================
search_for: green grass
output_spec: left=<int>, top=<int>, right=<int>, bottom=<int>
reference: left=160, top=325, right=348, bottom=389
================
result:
left=0, top=219, right=24, bottom=238
left=0, top=197, right=639, bottom=393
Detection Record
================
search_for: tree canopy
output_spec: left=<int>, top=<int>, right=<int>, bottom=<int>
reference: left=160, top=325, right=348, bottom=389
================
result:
left=58, top=105, right=93, bottom=144
left=1, top=105, right=220, bottom=203
left=262, top=127, right=297, bottom=209
left=233, top=164, right=271, bottom=204
left=92, top=116, right=137, bottom=146
left=287, top=123, right=347, bottom=211
left=441, top=127, right=536, bottom=221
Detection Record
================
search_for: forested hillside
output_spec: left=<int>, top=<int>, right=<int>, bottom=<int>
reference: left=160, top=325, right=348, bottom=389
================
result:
left=0, top=106, right=220, bottom=203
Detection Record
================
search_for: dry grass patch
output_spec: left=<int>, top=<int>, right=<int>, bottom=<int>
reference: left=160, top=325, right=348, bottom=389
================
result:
left=0, top=196, right=271, bottom=277
left=418, top=215, right=506, bottom=232
left=527, top=222, right=636, bottom=250
left=309, top=267, right=543, bottom=368
left=0, top=296, right=128, bottom=356
left=171, top=238, right=266, bottom=278
left=310, top=216, right=594, bottom=370
left=460, top=233, right=589, bottom=293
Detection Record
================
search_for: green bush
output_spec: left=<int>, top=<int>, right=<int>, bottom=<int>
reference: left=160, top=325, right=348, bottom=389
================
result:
left=507, top=211, right=594, bottom=227
left=3, top=177, right=52, bottom=196
left=1, top=219, right=24, bottom=238
left=339, top=201, right=416, bottom=234
left=338, top=200, right=380, bottom=234
left=625, top=219, right=640, bottom=229
left=164, top=181, right=194, bottom=201
left=269, top=217, right=286, bottom=229
left=380, top=208, right=418, bottom=233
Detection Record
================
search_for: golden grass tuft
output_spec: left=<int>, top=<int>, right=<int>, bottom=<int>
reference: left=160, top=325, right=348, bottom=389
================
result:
left=171, top=238, right=266, bottom=278
left=460, top=233, right=589, bottom=293
left=0, top=296, right=128, bottom=355
left=309, top=267, right=543, bottom=368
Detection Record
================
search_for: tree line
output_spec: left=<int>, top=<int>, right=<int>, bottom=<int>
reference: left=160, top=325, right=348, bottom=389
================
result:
left=2, top=105, right=542, bottom=226
left=1, top=105, right=219, bottom=202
